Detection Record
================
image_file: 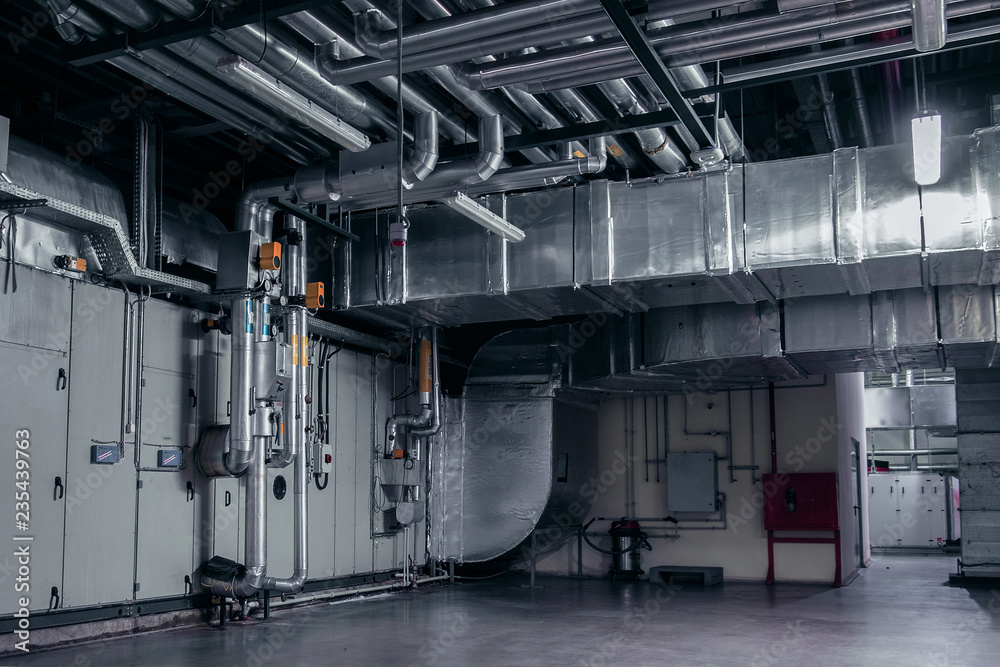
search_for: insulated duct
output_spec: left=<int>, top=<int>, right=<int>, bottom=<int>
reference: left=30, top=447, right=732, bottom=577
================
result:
left=429, top=327, right=599, bottom=564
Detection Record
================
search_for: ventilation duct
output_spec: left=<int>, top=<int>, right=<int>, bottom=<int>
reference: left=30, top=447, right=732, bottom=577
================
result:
left=338, top=127, right=1000, bottom=333
left=913, top=0, right=948, bottom=51
left=429, top=327, right=599, bottom=563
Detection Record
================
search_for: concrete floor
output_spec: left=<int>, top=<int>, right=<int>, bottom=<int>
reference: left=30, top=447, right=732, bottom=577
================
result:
left=6, top=554, right=1000, bottom=666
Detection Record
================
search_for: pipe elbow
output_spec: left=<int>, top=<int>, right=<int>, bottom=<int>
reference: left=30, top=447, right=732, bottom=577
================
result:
left=585, top=136, right=608, bottom=174
left=354, top=9, right=388, bottom=59
left=473, top=115, right=505, bottom=182
left=225, top=447, right=252, bottom=476
left=294, top=163, right=341, bottom=204
left=403, top=112, right=440, bottom=186
left=264, top=571, right=307, bottom=593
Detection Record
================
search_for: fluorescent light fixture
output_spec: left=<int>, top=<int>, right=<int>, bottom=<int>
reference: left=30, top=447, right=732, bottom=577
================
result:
left=911, top=111, right=942, bottom=186
left=441, top=192, right=526, bottom=243
left=216, top=55, right=370, bottom=153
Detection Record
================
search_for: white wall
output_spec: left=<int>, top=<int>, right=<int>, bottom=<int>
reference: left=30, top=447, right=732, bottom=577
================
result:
left=533, top=375, right=862, bottom=584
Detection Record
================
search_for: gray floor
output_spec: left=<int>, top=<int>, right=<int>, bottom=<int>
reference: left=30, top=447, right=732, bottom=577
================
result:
left=6, top=554, right=1000, bottom=666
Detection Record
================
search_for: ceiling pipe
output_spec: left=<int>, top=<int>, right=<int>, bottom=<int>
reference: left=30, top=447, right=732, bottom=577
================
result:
left=108, top=56, right=313, bottom=164
left=496, top=0, right=1000, bottom=92
left=458, top=0, right=915, bottom=90
left=208, top=20, right=399, bottom=138
left=136, top=48, right=331, bottom=157
left=470, top=136, right=608, bottom=192
left=353, top=0, right=597, bottom=61
left=548, top=88, right=642, bottom=171
left=48, top=0, right=110, bottom=38
left=149, top=0, right=207, bottom=21
left=811, top=46, right=844, bottom=149
left=82, top=0, right=161, bottom=31
left=50, top=2, right=323, bottom=162
left=669, top=65, right=748, bottom=161
left=284, top=10, right=470, bottom=144
left=598, top=79, right=687, bottom=173
left=872, top=448, right=958, bottom=456
left=292, top=110, right=441, bottom=205
left=913, top=0, right=948, bottom=51
left=325, top=0, right=753, bottom=84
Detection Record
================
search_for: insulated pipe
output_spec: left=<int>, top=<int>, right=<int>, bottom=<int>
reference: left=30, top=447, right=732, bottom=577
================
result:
left=872, top=448, right=958, bottom=456
left=286, top=10, right=470, bottom=144
left=466, top=135, right=607, bottom=192
left=598, top=79, right=687, bottom=173
left=49, top=10, right=83, bottom=43
left=137, top=48, right=330, bottom=157
left=326, top=0, right=750, bottom=84
left=225, top=299, right=254, bottom=476
left=83, top=0, right=161, bottom=31
left=913, top=0, right=948, bottom=51
left=107, top=56, right=313, bottom=164
left=150, top=0, right=207, bottom=21
left=265, top=223, right=308, bottom=593
left=459, top=0, right=915, bottom=90
left=669, top=66, right=748, bottom=161
left=812, top=46, right=844, bottom=150
left=402, top=112, right=439, bottom=186
left=291, top=111, right=439, bottom=205
left=353, top=0, right=600, bottom=61
left=236, top=178, right=294, bottom=237
left=414, top=114, right=503, bottom=190
left=271, top=221, right=305, bottom=471
left=209, top=21, right=398, bottom=137
left=47, top=0, right=109, bottom=38
left=411, top=327, right=442, bottom=438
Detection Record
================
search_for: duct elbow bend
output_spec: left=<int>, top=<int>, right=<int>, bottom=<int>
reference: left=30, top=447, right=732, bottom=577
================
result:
left=355, top=9, right=389, bottom=59
left=264, top=571, right=307, bottom=594
left=586, top=136, right=608, bottom=174
left=403, top=112, right=440, bottom=186
left=225, top=445, right=253, bottom=476
left=473, top=115, right=505, bottom=182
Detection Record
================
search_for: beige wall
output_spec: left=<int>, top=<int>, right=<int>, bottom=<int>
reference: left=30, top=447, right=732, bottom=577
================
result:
left=532, top=374, right=865, bottom=584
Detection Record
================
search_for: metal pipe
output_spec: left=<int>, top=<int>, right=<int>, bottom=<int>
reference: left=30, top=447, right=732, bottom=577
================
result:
left=412, top=327, right=442, bottom=438
left=107, top=56, right=313, bottom=164
left=265, top=224, right=308, bottom=593
left=209, top=21, right=398, bottom=137
left=150, top=0, right=207, bottom=21
left=913, top=0, right=948, bottom=51
left=887, top=464, right=958, bottom=472
left=465, top=136, right=607, bottom=192
left=225, top=300, right=254, bottom=476
left=326, top=0, right=750, bottom=84
left=403, top=112, right=439, bottom=186
left=285, top=10, right=470, bottom=144
left=83, top=0, right=161, bottom=31
left=598, top=79, right=687, bottom=173
left=47, top=0, right=109, bottom=38
left=813, top=56, right=844, bottom=149
left=148, top=43, right=330, bottom=156
left=514, top=0, right=1000, bottom=92
left=460, top=0, right=914, bottom=90
left=846, top=48, right=876, bottom=147
left=354, top=0, right=600, bottom=60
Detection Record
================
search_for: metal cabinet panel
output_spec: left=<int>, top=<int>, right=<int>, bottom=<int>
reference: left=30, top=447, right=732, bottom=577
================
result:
left=0, top=265, right=72, bottom=351
left=140, top=369, right=197, bottom=455
left=62, top=281, right=136, bottom=608
left=141, top=299, right=201, bottom=377
left=334, top=352, right=361, bottom=575
left=134, top=470, right=196, bottom=599
left=0, top=344, right=69, bottom=613
left=266, top=467, right=295, bottom=578
left=868, top=473, right=901, bottom=547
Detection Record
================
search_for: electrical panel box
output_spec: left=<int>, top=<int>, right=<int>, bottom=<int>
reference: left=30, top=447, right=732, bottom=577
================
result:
left=157, top=449, right=183, bottom=467
left=90, top=444, right=120, bottom=465
left=314, top=441, right=333, bottom=474
left=667, top=452, right=718, bottom=512
left=763, top=472, right=839, bottom=531
left=216, top=230, right=264, bottom=292
left=254, top=340, right=292, bottom=400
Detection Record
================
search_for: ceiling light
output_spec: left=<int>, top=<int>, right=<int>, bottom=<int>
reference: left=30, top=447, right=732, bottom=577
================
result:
left=216, top=55, right=370, bottom=153
left=441, top=192, right=525, bottom=243
left=912, top=111, right=942, bottom=186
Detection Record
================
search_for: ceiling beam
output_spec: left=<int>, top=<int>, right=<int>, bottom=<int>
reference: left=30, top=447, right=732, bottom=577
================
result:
left=65, top=0, right=335, bottom=67
left=597, top=0, right=715, bottom=149
left=440, top=108, right=681, bottom=160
